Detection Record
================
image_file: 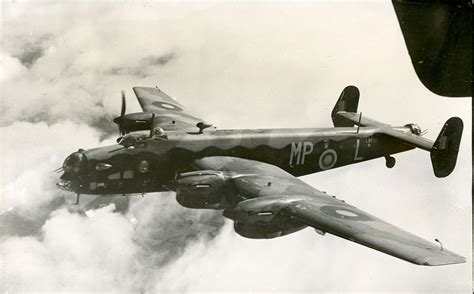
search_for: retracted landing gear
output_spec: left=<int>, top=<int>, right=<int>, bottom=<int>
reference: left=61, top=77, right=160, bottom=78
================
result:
left=385, top=156, right=396, bottom=168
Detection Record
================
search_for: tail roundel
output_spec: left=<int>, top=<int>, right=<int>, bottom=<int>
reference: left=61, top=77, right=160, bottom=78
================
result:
left=430, top=117, right=463, bottom=178
left=331, top=85, right=360, bottom=127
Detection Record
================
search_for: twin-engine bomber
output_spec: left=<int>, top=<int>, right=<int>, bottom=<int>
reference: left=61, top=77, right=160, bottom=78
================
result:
left=58, top=85, right=465, bottom=266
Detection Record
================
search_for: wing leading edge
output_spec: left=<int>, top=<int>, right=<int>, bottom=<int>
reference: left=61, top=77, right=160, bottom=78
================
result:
left=193, top=156, right=465, bottom=266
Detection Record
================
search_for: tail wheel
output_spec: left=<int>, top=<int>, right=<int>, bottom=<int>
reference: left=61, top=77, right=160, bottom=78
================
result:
left=385, top=156, right=396, bottom=168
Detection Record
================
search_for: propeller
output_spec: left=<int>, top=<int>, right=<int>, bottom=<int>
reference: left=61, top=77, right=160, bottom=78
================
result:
left=149, top=113, right=155, bottom=138
left=113, top=90, right=127, bottom=137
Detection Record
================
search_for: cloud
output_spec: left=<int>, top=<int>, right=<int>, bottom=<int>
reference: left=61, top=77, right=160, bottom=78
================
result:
left=1, top=3, right=182, bottom=129
left=1, top=194, right=225, bottom=292
left=0, top=1, right=470, bottom=293
left=1, top=205, right=138, bottom=292
left=0, top=121, right=101, bottom=215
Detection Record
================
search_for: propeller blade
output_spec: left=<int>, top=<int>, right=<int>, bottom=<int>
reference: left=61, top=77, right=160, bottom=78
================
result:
left=117, top=90, right=127, bottom=136
left=149, top=113, right=155, bottom=138
left=120, top=91, right=126, bottom=118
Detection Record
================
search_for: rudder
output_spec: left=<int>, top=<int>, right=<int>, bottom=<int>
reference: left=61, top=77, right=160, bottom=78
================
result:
left=430, top=117, right=463, bottom=178
left=332, top=85, right=360, bottom=127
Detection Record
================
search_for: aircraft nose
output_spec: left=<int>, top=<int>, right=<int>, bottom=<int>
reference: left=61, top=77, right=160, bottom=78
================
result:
left=62, top=151, right=88, bottom=175
left=57, top=150, right=88, bottom=192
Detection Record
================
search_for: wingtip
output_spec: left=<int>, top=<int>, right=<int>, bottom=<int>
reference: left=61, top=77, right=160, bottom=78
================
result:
left=414, top=253, right=466, bottom=266
left=132, top=86, right=161, bottom=90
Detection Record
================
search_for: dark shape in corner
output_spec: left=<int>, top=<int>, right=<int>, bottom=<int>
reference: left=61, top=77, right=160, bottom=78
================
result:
left=392, top=0, right=472, bottom=97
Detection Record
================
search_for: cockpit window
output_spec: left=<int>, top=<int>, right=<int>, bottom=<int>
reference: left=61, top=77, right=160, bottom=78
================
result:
left=119, top=134, right=148, bottom=149
left=119, top=135, right=136, bottom=148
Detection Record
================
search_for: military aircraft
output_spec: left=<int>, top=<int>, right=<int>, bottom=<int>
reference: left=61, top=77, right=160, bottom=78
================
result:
left=57, top=85, right=465, bottom=266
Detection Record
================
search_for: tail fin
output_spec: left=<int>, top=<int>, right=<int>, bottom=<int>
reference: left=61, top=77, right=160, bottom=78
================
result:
left=332, top=86, right=360, bottom=127
left=430, top=117, right=463, bottom=178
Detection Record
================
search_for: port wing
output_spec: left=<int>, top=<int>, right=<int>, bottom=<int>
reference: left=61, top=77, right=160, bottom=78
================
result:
left=133, top=86, right=213, bottom=132
left=193, top=156, right=465, bottom=266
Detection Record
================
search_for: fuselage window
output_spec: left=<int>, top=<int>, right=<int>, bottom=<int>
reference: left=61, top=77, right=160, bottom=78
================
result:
left=90, top=182, right=97, bottom=190
left=123, top=170, right=134, bottom=179
left=108, top=172, right=121, bottom=180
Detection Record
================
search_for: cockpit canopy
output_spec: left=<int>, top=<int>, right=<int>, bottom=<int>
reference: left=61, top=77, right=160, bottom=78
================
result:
left=118, top=134, right=137, bottom=148
left=118, top=128, right=167, bottom=148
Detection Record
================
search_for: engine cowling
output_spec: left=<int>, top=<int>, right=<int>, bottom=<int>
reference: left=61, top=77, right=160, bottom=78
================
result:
left=224, top=195, right=307, bottom=239
left=222, top=195, right=295, bottom=223
left=404, top=123, right=422, bottom=135
left=176, top=170, right=237, bottom=209
left=114, top=112, right=154, bottom=134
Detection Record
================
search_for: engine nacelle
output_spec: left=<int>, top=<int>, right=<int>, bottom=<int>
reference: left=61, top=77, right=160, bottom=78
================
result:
left=223, top=195, right=307, bottom=238
left=176, top=170, right=237, bottom=209
left=222, top=195, right=294, bottom=223
left=114, top=112, right=154, bottom=134
left=234, top=220, right=306, bottom=239
left=404, top=123, right=422, bottom=135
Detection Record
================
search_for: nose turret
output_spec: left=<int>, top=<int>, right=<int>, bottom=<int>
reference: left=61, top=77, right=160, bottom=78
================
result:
left=63, top=151, right=88, bottom=175
left=57, top=150, right=88, bottom=192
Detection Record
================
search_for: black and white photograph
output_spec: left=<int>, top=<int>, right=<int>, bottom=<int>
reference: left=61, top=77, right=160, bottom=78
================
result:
left=1, top=1, right=471, bottom=292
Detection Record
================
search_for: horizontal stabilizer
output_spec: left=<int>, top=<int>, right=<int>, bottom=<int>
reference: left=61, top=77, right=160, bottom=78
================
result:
left=335, top=111, right=389, bottom=128
left=331, top=86, right=464, bottom=178
left=430, top=117, right=463, bottom=178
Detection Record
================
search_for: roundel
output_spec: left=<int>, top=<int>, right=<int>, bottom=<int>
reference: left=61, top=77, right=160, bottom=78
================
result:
left=138, top=160, right=150, bottom=173
left=318, top=149, right=337, bottom=170
left=152, top=101, right=183, bottom=111
left=320, top=205, right=372, bottom=221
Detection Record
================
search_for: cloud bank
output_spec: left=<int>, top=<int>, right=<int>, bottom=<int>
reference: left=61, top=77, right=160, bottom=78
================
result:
left=1, top=1, right=470, bottom=293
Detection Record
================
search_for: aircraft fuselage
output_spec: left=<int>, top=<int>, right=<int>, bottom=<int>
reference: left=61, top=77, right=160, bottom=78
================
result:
left=59, top=126, right=414, bottom=196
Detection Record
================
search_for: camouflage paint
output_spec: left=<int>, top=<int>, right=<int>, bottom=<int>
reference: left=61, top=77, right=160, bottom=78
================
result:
left=62, top=126, right=414, bottom=195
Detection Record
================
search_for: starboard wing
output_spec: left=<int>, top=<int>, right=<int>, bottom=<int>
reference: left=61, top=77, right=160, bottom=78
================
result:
left=133, top=86, right=213, bottom=132
left=193, top=156, right=465, bottom=266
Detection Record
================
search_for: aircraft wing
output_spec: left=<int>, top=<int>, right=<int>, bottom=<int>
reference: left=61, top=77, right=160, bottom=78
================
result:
left=133, top=86, right=213, bottom=132
left=193, top=156, right=465, bottom=266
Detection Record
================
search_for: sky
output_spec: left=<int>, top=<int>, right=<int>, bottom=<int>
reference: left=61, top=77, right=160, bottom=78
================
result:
left=0, top=1, right=471, bottom=293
